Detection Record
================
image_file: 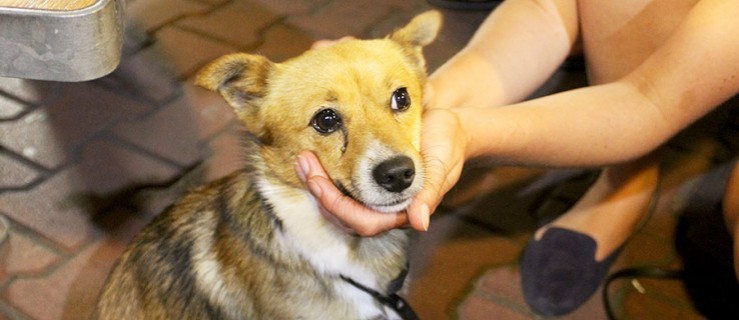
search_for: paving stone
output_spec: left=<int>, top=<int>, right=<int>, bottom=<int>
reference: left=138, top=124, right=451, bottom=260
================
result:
left=176, top=0, right=279, bottom=48
left=474, top=266, right=527, bottom=307
left=0, top=77, right=59, bottom=105
left=0, top=169, right=94, bottom=252
left=256, top=23, right=315, bottom=62
left=0, top=137, right=177, bottom=251
left=121, top=22, right=154, bottom=57
left=191, top=0, right=230, bottom=5
left=74, top=136, right=181, bottom=195
left=0, top=226, right=61, bottom=283
left=457, top=294, right=531, bottom=320
left=0, top=110, right=67, bottom=170
left=0, top=83, right=153, bottom=169
left=0, top=154, right=39, bottom=190
left=95, top=48, right=181, bottom=105
left=41, top=83, right=154, bottom=149
left=202, top=126, right=246, bottom=182
left=181, top=80, right=236, bottom=140
left=468, top=265, right=608, bottom=319
left=407, top=214, right=524, bottom=320
left=149, top=26, right=237, bottom=78
left=620, top=283, right=703, bottom=320
left=4, top=218, right=147, bottom=320
left=112, top=99, right=204, bottom=168
left=250, top=0, right=329, bottom=15
left=287, top=0, right=420, bottom=39
left=126, top=0, right=209, bottom=32
left=0, top=95, right=25, bottom=120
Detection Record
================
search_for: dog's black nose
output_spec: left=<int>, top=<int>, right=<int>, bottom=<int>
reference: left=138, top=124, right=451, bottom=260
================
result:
left=373, top=156, right=415, bottom=193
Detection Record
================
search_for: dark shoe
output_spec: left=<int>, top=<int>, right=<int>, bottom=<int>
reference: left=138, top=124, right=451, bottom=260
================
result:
left=426, top=0, right=501, bottom=11
left=521, top=227, right=622, bottom=316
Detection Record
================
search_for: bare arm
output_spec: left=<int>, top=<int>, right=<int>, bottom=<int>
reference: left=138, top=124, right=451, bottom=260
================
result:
left=459, top=0, right=739, bottom=167
left=428, top=0, right=579, bottom=109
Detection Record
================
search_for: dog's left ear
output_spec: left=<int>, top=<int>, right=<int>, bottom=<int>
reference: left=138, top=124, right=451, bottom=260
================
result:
left=389, top=10, right=442, bottom=70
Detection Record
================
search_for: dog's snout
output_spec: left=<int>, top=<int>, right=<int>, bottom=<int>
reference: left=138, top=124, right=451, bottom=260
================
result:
left=373, top=156, right=415, bottom=193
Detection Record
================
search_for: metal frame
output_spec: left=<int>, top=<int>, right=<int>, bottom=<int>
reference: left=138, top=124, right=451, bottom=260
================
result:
left=0, top=0, right=124, bottom=82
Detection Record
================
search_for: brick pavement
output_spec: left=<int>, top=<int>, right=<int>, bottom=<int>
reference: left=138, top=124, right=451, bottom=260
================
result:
left=0, top=0, right=734, bottom=319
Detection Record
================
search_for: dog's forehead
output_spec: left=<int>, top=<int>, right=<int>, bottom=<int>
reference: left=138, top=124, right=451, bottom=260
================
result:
left=270, top=40, right=418, bottom=103
left=287, top=40, right=410, bottom=80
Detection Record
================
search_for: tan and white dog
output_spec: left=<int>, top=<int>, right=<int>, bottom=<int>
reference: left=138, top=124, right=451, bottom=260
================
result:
left=95, top=11, right=441, bottom=320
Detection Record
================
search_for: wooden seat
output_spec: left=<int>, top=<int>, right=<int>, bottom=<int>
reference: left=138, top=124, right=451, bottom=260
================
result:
left=0, top=0, right=123, bottom=81
left=0, top=0, right=98, bottom=11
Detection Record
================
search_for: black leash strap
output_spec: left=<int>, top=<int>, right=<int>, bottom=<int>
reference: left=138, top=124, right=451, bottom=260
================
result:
left=340, top=275, right=420, bottom=320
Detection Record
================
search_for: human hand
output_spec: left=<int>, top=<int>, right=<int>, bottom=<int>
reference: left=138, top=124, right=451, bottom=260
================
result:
left=295, top=151, right=408, bottom=236
left=294, top=108, right=468, bottom=236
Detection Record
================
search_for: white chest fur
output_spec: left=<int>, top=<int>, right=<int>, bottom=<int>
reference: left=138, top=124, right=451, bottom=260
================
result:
left=257, top=178, right=390, bottom=318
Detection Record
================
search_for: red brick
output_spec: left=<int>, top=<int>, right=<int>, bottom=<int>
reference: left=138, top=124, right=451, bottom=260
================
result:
left=0, top=154, right=39, bottom=189
left=0, top=136, right=177, bottom=252
left=0, top=226, right=61, bottom=283
left=176, top=0, right=279, bottom=48
left=112, top=100, right=204, bottom=167
left=475, top=266, right=526, bottom=306
left=75, top=136, right=181, bottom=194
left=4, top=217, right=147, bottom=320
left=287, top=0, right=420, bottom=39
left=149, top=27, right=237, bottom=78
left=250, top=0, right=327, bottom=16
left=620, top=285, right=704, bottom=320
left=0, top=110, right=68, bottom=169
left=407, top=214, right=523, bottom=320
left=127, top=0, right=209, bottom=32
left=1, top=82, right=155, bottom=170
left=457, top=294, right=531, bottom=320
left=0, top=77, right=59, bottom=105
left=181, top=80, right=236, bottom=141
left=0, top=169, right=93, bottom=252
left=257, top=23, right=315, bottom=63
left=202, top=127, right=247, bottom=182
left=0, top=95, right=24, bottom=119
left=96, top=48, right=180, bottom=105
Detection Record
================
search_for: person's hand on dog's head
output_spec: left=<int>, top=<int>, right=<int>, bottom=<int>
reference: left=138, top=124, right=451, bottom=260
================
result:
left=295, top=108, right=469, bottom=236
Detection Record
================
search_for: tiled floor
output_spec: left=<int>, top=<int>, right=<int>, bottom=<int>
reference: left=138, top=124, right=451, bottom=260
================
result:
left=1, top=0, right=737, bottom=319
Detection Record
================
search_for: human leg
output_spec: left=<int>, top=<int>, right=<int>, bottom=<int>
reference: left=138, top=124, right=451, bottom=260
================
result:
left=521, top=156, right=660, bottom=316
left=722, top=160, right=739, bottom=280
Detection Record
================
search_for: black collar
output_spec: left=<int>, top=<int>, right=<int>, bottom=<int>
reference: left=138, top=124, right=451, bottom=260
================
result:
left=340, top=267, right=419, bottom=320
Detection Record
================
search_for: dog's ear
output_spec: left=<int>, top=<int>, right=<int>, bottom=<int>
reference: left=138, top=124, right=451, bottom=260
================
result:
left=389, top=10, right=442, bottom=69
left=196, top=53, right=272, bottom=137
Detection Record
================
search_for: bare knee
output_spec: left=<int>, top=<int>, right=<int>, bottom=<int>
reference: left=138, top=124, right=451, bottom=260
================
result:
left=722, top=161, right=739, bottom=280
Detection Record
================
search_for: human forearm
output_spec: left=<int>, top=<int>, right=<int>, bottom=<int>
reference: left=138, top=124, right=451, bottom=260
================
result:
left=456, top=80, right=673, bottom=167
left=428, top=0, right=579, bottom=109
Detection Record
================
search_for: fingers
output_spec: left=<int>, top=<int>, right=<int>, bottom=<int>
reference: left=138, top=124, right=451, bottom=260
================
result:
left=295, top=151, right=408, bottom=236
left=408, top=109, right=468, bottom=232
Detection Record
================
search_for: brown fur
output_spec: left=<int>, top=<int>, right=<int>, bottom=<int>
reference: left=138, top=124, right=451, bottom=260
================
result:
left=96, top=11, right=441, bottom=320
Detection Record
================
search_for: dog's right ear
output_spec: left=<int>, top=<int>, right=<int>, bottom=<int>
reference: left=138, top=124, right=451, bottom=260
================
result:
left=196, top=53, right=272, bottom=123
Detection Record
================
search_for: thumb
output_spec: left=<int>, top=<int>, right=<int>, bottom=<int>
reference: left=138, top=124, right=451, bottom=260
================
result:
left=406, top=158, right=450, bottom=232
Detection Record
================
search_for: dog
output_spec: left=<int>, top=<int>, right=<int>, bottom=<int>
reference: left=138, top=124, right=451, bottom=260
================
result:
left=95, top=11, right=441, bottom=320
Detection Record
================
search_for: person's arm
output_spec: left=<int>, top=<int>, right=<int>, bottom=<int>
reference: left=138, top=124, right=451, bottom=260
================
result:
left=427, top=0, right=579, bottom=109
left=459, top=0, right=739, bottom=167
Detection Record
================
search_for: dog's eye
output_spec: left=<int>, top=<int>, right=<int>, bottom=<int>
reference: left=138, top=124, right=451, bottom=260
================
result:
left=311, top=109, right=342, bottom=134
left=390, top=87, right=411, bottom=112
